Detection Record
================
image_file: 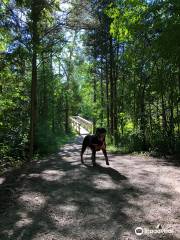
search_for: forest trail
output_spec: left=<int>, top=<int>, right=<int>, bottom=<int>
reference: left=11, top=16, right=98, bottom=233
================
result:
left=0, top=136, right=179, bottom=240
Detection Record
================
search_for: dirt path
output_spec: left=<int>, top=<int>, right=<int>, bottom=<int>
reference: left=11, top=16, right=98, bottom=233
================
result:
left=0, top=136, right=179, bottom=240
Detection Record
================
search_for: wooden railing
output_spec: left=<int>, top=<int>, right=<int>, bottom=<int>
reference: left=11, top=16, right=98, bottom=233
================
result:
left=70, top=117, right=81, bottom=134
left=70, top=116, right=93, bottom=134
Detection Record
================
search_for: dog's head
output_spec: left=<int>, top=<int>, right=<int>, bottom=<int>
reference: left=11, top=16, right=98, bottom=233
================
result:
left=95, top=128, right=107, bottom=142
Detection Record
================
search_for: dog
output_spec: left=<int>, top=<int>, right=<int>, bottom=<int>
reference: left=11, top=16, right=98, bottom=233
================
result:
left=80, top=128, right=109, bottom=166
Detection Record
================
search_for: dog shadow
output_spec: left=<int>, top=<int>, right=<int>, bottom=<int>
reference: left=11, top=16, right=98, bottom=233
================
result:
left=84, top=163, right=127, bottom=181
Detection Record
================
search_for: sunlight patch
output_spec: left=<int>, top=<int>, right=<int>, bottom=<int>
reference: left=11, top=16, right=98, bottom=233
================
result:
left=15, top=217, right=33, bottom=228
left=47, top=204, right=78, bottom=218
left=175, top=184, right=180, bottom=193
left=17, top=211, right=29, bottom=218
left=93, top=176, right=117, bottom=190
left=60, top=204, right=78, bottom=212
left=0, top=177, right=5, bottom=184
left=50, top=213, right=74, bottom=227
left=28, top=173, right=40, bottom=178
left=33, top=232, right=72, bottom=240
left=18, top=192, right=46, bottom=210
left=41, top=170, right=65, bottom=181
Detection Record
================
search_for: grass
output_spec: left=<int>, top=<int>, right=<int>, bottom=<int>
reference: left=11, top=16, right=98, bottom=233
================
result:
left=36, top=129, right=77, bottom=156
left=56, top=130, right=77, bottom=148
left=107, top=144, right=131, bottom=154
left=107, top=144, right=154, bottom=157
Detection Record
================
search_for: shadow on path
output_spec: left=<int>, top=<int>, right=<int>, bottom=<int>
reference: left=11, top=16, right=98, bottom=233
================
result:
left=84, top=164, right=127, bottom=181
left=0, top=136, right=179, bottom=240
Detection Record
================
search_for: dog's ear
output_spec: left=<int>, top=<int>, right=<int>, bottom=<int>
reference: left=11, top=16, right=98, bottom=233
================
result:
left=95, top=128, right=101, bottom=135
left=100, top=128, right=106, bottom=134
left=96, top=127, right=107, bottom=136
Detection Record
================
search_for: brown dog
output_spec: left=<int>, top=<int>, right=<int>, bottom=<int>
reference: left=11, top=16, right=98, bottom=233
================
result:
left=80, top=128, right=109, bottom=166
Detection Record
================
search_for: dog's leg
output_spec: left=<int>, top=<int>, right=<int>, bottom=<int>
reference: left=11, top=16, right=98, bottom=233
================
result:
left=81, top=135, right=90, bottom=164
left=81, top=138, right=88, bottom=164
left=102, top=149, right=109, bottom=165
left=91, top=148, right=97, bottom=167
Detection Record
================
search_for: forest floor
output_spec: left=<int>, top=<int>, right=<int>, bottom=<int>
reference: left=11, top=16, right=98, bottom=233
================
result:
left=0, top=136, right=179, bottom=240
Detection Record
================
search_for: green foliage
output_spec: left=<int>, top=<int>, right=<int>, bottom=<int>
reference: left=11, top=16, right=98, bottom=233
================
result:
left=105, top=0, right=147, bottom=42
left=0, top=0, right=78, bottom=172
left=80, top=81, right=94, bottom=119
left=0, top=55, right=30, bottom=170
left=1, top=0, right=180, bottom=173
left=36, top=123, right=76, bottom=155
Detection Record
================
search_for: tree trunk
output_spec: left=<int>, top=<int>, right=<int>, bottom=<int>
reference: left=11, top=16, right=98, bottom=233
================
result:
left=42, top=53, right=48, bottom=120
left=109, top=36, right=114, bottom=142
left=29, top=15, right=38, bottom=160
left=113, top=44, right=119, bottom=145
left=50, top=51, right=55, bottom=133
left=93, top=75, right=97, bottom=133
left=105, top=55, right=110, bottom=134
left=139, top=69, right=147, bottom=151
left=100, top=59, right=104, bottom=125
left=65, top=92, right=69, bottom=133
left=140, top=85, right=146, bottom=150
left=169, top=85, right=175, bottom=152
